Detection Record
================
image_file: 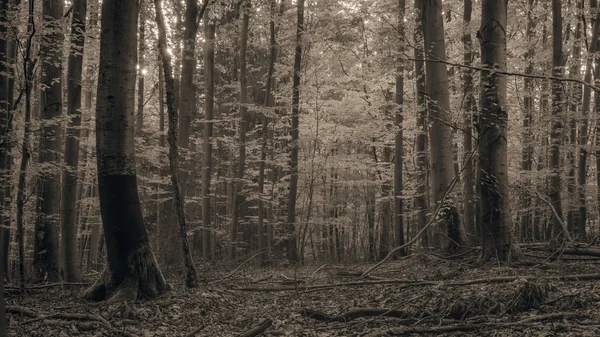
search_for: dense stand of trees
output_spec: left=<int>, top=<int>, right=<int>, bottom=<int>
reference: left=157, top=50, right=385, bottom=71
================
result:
left=2, top=0, right=600, bottom=300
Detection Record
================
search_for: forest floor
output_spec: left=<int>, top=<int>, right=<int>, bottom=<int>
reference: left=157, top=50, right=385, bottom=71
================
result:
left=7, top=245, right=600, bottom=337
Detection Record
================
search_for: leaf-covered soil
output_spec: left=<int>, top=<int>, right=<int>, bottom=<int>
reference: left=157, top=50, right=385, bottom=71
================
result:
left=7, top=249, right=600, bottom=336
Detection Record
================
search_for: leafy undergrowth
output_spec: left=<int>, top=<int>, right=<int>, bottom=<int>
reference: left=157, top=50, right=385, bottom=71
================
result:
left=7, top=249, right=600, bottom=336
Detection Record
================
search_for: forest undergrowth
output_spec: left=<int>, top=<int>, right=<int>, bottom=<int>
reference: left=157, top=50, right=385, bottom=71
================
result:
left=7, top=244, right=600, bottom=337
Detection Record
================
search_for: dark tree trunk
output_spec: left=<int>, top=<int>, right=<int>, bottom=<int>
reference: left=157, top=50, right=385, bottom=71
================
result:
left=202, top=20, right=215, bottom=259
left=84, top=0, right=167, bottom=302
left=394, top=0, right=406, bottom=255
left=136, top=6, right=145, bottom=134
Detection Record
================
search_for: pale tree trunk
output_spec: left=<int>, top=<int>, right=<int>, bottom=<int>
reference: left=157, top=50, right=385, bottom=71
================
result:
left=549, top=0, right=567, bottom=239
left=258, top=0, right=277, bottom=263
left=136, top=7, right=145, bottom=134
left=520, top=0, right=535, bottom=241
left=422, top=0, right=464, bottom=251
left=285, top=0, right=304, bottom=263
left=413, top=0, right=429, bottom=247
left=84, top=0, right=167, bottom=302
left=34, top=0, right=64, bottom=282
left=461, top=0, right=476, bottom=241
left=578, top=4, right=600, bottom=238
left=178, top=0, right=198, bottom=203
left=202, top=20, right=215, bottom=259
left=16, top=0, right=35, bottom=292
left=61, top=0, right=87, bottom=283
left=394, top=0, right=406, bottom=254
left=230, top=1, right=251, bottom=261
left=478, top=0, right=512, bottom=262
left=566, top=0, right=583, bottom=234
left=155, top=0, right=198, bottom=288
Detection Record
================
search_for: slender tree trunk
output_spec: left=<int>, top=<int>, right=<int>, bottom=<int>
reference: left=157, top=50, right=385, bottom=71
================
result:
left=413, top=0, right=429, bottom=248
left=258, top=0, right=277, bottom=263
left=285, top=0, right=304, bottom=263
left=61, top=0, right=87, bottom=283
left=84, top=0, right=167, bottom=302
left=422, top=0, right=464, bottom=251
left=549, top=0, right=568, bottom=239
left=394, top=0, right=406, bottom=255
left=230, top=2, right=251, bottom=261
left=34, top=0, right=64, bottom=282
left=478, top=0, right=512, bottom=262
left=155, top=0, right=198, bottom=288
left=136, top=7, right=145, bottom=134
left=202, top=21, right=215, bottom=260
left=579, top=5, right=600, bottom=238
left=462, top=0, right=476, bottom=241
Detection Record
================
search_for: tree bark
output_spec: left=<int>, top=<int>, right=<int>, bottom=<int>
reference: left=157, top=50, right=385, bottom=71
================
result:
left=461, top=0, right=476, bottom=242
left=202, top=20, right=215, bottom=260
left=84, top=0, right=167, bottom=302
left=61, top=0, right=87, bottom=283
left=394, top=0, right=406, bottom=255
left=549, top=0, right=567, bottom=239
left=155, top=0, right=198, bottom=288
left=478, top=0, right=512, bottom=262
left=422, top=0, right=464, bottom=251
left=34, top=0, right=64, bottom=282
left=136, top=6, right=145, bottom=134
left=230, top=1, right=251, bottom=261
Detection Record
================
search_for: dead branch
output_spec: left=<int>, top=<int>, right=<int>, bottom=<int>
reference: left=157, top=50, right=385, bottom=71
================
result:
left=7, top=305, right=111, bottom=327
left=377, top=312, right=586, bottom=335
left=237, top=279, right=431, bottom=292
left=209, top=250, right=267, bottom=284
left=237, top=318, right=272, bottom=337
left=185, top=324, right=206, bottom=337
left=301, top=308, right=411, bottom=322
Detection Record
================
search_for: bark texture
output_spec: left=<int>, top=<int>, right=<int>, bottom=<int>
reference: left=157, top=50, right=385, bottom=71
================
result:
left=202, top=20, right=215, bottom=259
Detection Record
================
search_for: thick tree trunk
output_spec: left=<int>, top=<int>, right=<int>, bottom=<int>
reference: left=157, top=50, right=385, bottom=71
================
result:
left=61, top=0, right=87, bottom=283
left=549, top=0, right=567, bottom=239
left=478, top=0, right=512, bottom=262
left=422, top=0, right=464, bottom=251
left=285, top=0, right=304, bottom=263
left=202, top=21, right=215, bottom=260
left=461, top=0, right=476, bottom=241
left=155, top=0, right=198, bottom=288
left=84, top=0, right=167, bottom=302
left=578, top=6, right=600, bottom=238
left=413, top=0, right=429, bottom=248
left=230, top=2, right=251, bottom=261
left=394, top=0, right=406, bottom=255
left=34, top=0, right=64, bottom=282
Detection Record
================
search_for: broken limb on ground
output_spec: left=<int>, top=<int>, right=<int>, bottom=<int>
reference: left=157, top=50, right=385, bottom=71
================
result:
left=7, top=248, right=600, bottom=336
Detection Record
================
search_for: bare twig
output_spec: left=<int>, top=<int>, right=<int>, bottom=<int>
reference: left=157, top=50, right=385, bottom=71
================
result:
left=237, top=318, right=272, bottom=337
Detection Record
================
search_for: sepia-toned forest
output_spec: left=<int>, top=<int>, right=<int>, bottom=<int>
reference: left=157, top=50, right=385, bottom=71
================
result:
left=3, top=0, right=600, bottom=335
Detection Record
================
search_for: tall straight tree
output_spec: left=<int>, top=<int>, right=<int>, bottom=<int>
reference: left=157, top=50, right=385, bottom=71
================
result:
left=178, top=0, right=198, bottom=196
left=202, top=19, right=215, bottom=259
left=136, top=6, right=145, bottom=134
left=422, top=0, right=464, bottom=250
left=84, top=0, right=167, bottom=302
left=478, top=0, right=512, bottom=262
left=61, top=0, right=87, bottom=282
left=578, top=3, right=600, bottom=237
left=461, top=0, right=476, bottom=240
left=230, top=0, right=251, bottom=261
left=549, top=0, right=567, bottom=239
left=286, top=0, right=304, bottom=262
left=394, top=0, right=406, bottom=254
left=34, top=0, right=64, bottom=282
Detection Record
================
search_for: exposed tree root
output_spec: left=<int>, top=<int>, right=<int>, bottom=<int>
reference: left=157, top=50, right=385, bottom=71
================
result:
left=375, top=312, right=586, bottom=335
left=301, top=308, right=411, bottom=322
left=237, top=318, right=272, bottom=337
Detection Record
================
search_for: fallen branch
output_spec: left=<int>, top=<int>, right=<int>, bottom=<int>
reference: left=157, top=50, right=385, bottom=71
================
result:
left=301, top=308, right=410, bottom=322
left=5, top=282, right=88, bottom=290
left=237, top=273, right=600, bottom=292
left=185, top=324, right=206, bottom=337
left=237, top=318, right=272, bottom=337
left=378, top=312, right=586, bottom=335
left=209, top=250, right=267, bottom=284
left=7, top=305, right=111, bottom=327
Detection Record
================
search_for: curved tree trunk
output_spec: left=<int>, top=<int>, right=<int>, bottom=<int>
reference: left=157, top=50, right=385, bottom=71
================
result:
left=34, top=0, right=64, bottom=282
left=84, top=0, right=167, bottom=302
left=155, top=0, right=198, bottom=288
left=61, top=0, right=87, bottom=283
left=422, top=0, right=464, bottom=251
left=478, top=0, right=512, bottom=262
